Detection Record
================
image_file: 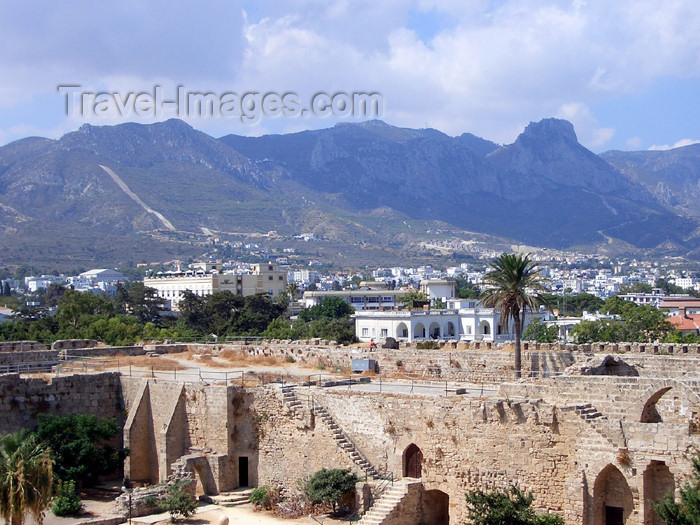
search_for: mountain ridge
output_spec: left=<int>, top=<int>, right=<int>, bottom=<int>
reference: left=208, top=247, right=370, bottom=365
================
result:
left=1, top=118, right=699, bottom=268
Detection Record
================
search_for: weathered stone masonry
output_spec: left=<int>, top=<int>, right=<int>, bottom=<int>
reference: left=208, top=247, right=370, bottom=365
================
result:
left=2, top=344, right=700, bottom=524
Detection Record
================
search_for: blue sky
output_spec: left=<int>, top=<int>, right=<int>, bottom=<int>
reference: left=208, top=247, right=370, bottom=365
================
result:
left=0, top=0, right=698, bottom=152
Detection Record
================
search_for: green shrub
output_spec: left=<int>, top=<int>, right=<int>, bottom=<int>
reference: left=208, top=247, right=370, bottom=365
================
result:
left=158, top=481, right=198, bottom=521
left=303, top=468, right=360, bottom=513
left=417, top=341, right=439, bottom=349
left=465, top=485, right=564, bottom=525
left=249, top=485, right=274, bottom=509
left=52, top=480, right=84, bottom=517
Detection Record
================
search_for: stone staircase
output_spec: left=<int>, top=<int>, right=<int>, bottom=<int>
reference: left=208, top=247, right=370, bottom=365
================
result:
left=280, top=384, right=381, bottom=479
left=574, top=403, right=626, bottom=449
left=281, top=384, right=303, bottom=414
left=312, top=402, right=380, bottom=479
left=203, top=488, right=254, bottom=507
left=357, top=480, right=412, bottom=525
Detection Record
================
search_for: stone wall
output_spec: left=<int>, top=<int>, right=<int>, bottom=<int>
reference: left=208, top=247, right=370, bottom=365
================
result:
left=0, top=341, right=47, bottom=352
left=252, top=385, right=369, bottom=495
left=294, top=381, right=700, bottom=525
left=120, top=377, right=237, bottom=492
left=0, top=372, right=123, bottom=434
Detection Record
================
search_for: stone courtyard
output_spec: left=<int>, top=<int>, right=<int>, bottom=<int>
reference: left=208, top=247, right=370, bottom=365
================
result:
left=1, top=339, right=699, bottom=524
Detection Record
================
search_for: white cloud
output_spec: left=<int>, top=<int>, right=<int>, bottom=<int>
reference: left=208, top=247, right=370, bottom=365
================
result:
left=626, top=137, right=643, bottom=149
left=649, top=139, right=700, bottom=151
left=555, top=103, right=615, bottom=148
left=0, top=0, right=698, bottom=148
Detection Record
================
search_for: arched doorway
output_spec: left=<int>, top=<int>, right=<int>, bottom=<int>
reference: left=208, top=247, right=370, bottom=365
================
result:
left=643, top=461, right=674, bottom=525
left=446, top=322, right=455, bottom=337
left=414, top=323, right=426, bottom=339
left=478, top=320, right=490, bottom=338
left=422, top=489, right=449, bottom=524
left=429, top=322, right=441, bottom=339
left=396, top=322, right=409, bottom=339
left=593, top=464, right=634, bottom=525
left=403, top=444, right=423, bottom=478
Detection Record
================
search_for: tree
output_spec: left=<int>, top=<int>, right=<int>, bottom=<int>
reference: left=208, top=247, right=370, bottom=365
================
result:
left=51, top=480, right=83, bottom=517
left=0, top=431, right=54, bottom=525
left=431, top=297, right=446, bottom=309
left=523, top=319, right=558, bottom=343
left=35, top=414, right=127, bottom=487
left=480, top=253, right=548, bottom=378
left=55, top=290, right=114, bottom=331
left=298, top=297, right=353, bottom=322
left=454, top=275, right=480, bottom=299
left=287, top=283, right=300, bottom=301
left=115, top=282, right=165, bottom=324
left=653, top=456, right=700, bottom=524
left=619, top=282, right=653, bottom=294
left=158, top=481, right=198, bottom=521
left=397, top=290, right=429, bottom=309
left=465, top=485, right=564, bottom=525
left=303, top=468, right=360, bottom=513
left=1, top=282, right=10, bottom=297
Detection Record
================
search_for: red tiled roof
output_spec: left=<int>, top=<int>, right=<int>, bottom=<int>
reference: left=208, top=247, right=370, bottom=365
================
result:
left=668, top=314, right=700, bottom=332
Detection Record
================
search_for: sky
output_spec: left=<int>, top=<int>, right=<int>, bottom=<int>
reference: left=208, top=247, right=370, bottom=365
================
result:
left=0, top=0, right=698, bottom=153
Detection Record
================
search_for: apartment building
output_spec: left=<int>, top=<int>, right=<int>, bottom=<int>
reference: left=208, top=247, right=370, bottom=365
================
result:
left=144, top=263, right=286, bottom=310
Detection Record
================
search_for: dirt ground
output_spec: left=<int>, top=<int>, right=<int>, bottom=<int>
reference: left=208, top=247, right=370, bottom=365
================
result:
left=36, top=496, right=348, bottom=525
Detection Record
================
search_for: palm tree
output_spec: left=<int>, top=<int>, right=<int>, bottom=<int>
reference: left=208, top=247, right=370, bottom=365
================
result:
left=480, top=253, right=548, bottom=378
left=287, top=283, right=300, bottom=301
left=0, top=431, right=53, bottom=525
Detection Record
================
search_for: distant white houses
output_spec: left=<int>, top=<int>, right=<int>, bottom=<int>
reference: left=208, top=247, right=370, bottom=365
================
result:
left=25, top=275, right=67, bottom=293
left=68, top=269, right=127, bottom=294
left=303, top=279, right=455, bottom=312
left=354, top=299, right=545, bottom=343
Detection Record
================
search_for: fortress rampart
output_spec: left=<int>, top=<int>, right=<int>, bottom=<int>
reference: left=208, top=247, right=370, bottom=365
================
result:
left=0, top=341, right=699, bottom=524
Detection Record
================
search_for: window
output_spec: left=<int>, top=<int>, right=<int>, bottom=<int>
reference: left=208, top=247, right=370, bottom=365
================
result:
left=362, top=328, right=369, bottom=337
left=279, top=275, right=283, bottom=280
left=351, top=297, right=364, bottom=303
left=367, top=296, right=379, bottom=303
left=269, top=275, right=274, bottom=280
left=268, top=265, right=273, bottom=271
left=380, top=329, right=388, bottom=337
left=381, top=296, right=393, bottom=302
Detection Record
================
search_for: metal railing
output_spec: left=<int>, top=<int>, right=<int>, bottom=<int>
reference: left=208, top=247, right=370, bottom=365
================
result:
left=0, top=361, right=58, bottom=374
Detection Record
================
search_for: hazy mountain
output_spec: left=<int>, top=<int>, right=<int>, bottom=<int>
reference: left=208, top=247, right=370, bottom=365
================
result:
left=1, top=118, right=699, bottom=268
left=601, top=144, right=700, bottom=218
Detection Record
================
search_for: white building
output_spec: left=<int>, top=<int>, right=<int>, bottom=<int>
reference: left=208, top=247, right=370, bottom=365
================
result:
left=25, top=275, right=66, bottom=293
left=303, top=288, right=404, bottom=311
left=419, top=279, right=455, bottom=303
left=303, top=280, right=455, bottom=312
left=144, top=263, right=286, bottom=310
left=354, top=299, right=544, bottom=343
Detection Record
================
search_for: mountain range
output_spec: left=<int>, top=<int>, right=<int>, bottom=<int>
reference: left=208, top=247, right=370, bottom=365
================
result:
left=1, top=117, right=699, bottom=269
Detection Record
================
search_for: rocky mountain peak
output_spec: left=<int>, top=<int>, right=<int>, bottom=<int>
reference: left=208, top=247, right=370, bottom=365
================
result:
left=519, top=118, right=578, bottom=145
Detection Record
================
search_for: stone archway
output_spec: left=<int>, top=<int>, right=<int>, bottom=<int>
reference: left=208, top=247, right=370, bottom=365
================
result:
left=479, top=320, right=490, bottom=336
left=640, top=387, right=672, bottom=423
left=643, top=461, right=674, bottom=525
left=593, top=464, right=634, bottom=525
left=422, top=489, right=449, bottom=524
left=396, top=322, right=409, bottom=339
left=403, top=443, right=423, bottom=479
left=635, top=380, right=700, bottom=423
